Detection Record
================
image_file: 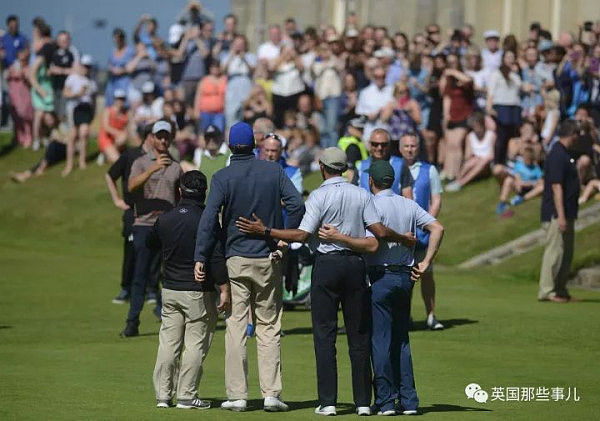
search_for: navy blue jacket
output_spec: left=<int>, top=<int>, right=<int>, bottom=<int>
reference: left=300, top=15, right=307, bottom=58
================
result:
left=195, top=153, right=305, bottom=261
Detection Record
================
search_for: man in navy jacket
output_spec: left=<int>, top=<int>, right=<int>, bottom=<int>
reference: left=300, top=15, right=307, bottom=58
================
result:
left=194, top=122, right=304, bottom=412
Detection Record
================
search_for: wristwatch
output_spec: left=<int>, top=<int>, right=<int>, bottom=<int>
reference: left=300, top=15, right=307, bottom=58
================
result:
left=264, top=227, right=271, bottom=237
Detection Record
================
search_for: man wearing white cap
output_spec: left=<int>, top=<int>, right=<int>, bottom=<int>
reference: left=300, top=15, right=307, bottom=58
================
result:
left=121, top=120, right=183, bottom=337
left=482, top=30, right=502, bottom=72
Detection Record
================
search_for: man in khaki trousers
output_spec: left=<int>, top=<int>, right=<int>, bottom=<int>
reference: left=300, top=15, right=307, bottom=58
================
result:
left=538, top=121, right=580, bottom=302
left=194, top=122, right=305, bottom=412
left=148, top=171, right=230, bottom=409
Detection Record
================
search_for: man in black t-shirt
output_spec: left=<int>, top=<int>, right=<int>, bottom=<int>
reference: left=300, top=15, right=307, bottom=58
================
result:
left=538, top=120, right=580, bottom=302
left=105, top=125, right=151, bottom=304
left=49, top=31, right=76, bottom=120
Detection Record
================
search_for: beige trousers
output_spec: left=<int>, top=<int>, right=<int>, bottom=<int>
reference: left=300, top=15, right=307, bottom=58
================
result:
left=538, top=218, right=575, bottom=300
left=225, top=256, right=283, bottom=400
left=153, top=289, right=217, bottom=401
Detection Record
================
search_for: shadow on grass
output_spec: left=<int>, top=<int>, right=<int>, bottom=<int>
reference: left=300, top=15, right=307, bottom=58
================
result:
left=0, top=325, right=13, bottom=330
left=203, top=398, right=318, bottom=411
left=0, top=135, right=17, bottom=157
left=411, top=318, right=478, bottom=331
left=282, top=326, right=313, bottom=335
left=420, top=403, right=492, bottom=413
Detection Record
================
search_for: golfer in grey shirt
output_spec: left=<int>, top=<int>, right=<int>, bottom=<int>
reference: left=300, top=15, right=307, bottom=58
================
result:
left=323, top=160, right=444, bottom=415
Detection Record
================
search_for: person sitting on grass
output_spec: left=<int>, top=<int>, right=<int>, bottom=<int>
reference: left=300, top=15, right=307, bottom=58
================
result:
left=492, top=120, right=540, bottom=187
left=10, top=112, right=67, bottom=183
left=496, top=145, right=544, bottom=214
left=445, top=112, right=495, bottom=192
left=579, top=178, right=600, bottom=204
left=97, top=88, right=129, bottom=164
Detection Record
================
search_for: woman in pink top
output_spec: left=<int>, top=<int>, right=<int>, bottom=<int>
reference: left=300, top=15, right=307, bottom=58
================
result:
left=194, top=61, right=226, bottom=132
left=7, top=48, right=34, bottom=147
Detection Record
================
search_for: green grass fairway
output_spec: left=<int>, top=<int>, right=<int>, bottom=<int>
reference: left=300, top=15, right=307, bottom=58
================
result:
left=1, top=139, right=599, bottom=420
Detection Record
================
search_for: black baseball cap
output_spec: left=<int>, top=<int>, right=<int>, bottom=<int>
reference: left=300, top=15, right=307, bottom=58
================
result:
left=367, top=160, right=395, bottom=186
left=204, top=124, right=223, bottom=140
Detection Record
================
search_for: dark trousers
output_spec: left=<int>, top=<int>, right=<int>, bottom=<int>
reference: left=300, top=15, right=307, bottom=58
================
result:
left=120, top=210, right=135, bottom=293
left=311, top=253, right=372, bottom=407
left=121, top=235, right=135, bottom=292
left=369, top=269, right=419, bottom=412
left=493, top=105, right=521, bottom=165
left=127, top=225, right=161, bottom=324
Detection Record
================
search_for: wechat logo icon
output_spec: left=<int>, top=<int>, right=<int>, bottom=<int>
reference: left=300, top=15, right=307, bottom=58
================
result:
left=465, top=383, right=489, bottom=403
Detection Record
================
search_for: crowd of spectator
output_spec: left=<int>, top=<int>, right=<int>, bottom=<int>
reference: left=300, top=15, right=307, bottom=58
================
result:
left=2, top=2, right=600, bottom=209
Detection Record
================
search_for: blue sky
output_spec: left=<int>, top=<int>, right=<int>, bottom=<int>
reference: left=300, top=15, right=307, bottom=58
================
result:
left=4, top=0, right=231, bottom=67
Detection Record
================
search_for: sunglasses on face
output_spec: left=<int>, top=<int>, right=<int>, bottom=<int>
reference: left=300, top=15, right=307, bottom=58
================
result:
left=265, top=132, right=283, bottom=142
left=371, top=141, right=390, bottom=148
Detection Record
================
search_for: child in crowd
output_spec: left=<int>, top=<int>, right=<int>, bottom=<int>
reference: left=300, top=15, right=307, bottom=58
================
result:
left=446, top=113, right=495, bottom=191
left=496, top=146, right=544, bottom=214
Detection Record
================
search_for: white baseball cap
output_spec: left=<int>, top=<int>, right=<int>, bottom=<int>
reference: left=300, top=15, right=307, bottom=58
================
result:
left=483, top=30, right=500, bottom=39
left=152, top=120, right=172, bottom=134
left=141, top=81, right=155, bottom=94
left=80, top=54, right=94, bottom=66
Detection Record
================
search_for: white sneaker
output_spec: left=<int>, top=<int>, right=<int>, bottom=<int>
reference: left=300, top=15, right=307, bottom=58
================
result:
left=445, top=181, right=462, bottom=192
left=357, top=406, right=371, bottom=416
left=156, top=400, right=173, bottom=408
left=377, top=409, right=396, bottom=416
left=315, top=405, right=337, bottom=416
left=221, top=399, right=247, bottom=412
left=402, top=409, right=418, bottom=415
left=264, top=396, right=289, bottom=412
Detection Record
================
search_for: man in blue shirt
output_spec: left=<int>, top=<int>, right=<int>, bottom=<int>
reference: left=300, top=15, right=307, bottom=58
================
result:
left=1, top=15, right=28, bottom=68
left=262, top=132, right=303, bottom=193
left=400, top=132, right=445, bottom=330
left=356, top=128, right=413, bottom=198
left=194, top=122, right=304, bottom=412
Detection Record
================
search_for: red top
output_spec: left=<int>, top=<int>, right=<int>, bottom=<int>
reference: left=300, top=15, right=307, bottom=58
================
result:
left=444, top=81, right=473, bottom=123
left=195, top=76, right=227, bottom=114
left=99, top=106, right=128, bottom=139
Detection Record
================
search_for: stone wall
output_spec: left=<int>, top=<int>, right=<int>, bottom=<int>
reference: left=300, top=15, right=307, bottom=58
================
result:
left=232, top=0, right=600, bottom=49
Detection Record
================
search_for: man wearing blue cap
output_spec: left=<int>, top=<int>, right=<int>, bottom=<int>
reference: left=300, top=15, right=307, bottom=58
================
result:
left=194, top=122, right=304, bottom=412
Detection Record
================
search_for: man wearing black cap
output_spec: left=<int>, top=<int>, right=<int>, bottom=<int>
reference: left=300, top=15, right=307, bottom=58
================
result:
left=236, top=147, right=416, bottom=416
left=150, top=170, right=229, bottom=410
left=121, top=120, right=183, bottom=337
left=194, top=121, right=304, bottom=412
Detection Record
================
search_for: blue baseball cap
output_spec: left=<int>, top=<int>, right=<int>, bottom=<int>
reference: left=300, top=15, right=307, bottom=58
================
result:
left=228, top=122, right=255, bottom=148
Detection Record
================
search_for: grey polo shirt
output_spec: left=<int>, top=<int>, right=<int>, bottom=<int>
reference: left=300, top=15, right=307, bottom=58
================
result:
left=366, top=189, right=436, bottom=266
left=298, top=176, right=380, bottom=253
